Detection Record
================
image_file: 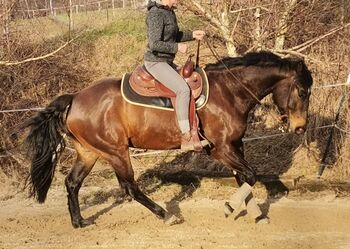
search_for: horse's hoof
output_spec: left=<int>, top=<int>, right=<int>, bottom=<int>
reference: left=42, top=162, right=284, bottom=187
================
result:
left=255, top=216, right=270, bottom=225
left=224, top=202, right=234, bottom=218
left=164, top=214, right=183, bottom=226
left=72, top=219, right=94, bottom=228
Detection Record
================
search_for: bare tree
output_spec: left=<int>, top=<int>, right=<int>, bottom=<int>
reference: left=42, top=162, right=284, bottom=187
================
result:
left=23, top=0, right=31, bottom=18
left=184, top=0, right=349, bottom=60
left=274, top=0, right=298, bottom=50
left=184, top=0, right=239, bottom=56
left=0, top=0, right=12, bottom=55
left=49, top=0, right=54, bottom=15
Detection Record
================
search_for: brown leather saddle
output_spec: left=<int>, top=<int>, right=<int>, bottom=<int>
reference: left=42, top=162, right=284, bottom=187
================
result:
left=129, top=56, right=203, bottom=99
left=128, top=56, right=206, bottom=150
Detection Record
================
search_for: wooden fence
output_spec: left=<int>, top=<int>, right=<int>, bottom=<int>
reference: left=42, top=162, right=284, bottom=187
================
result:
left=14, top=0, right=146, bottom=19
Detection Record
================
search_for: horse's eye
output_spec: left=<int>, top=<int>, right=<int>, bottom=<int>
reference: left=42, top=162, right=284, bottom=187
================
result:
left=299, top=89, right=307, bottom=99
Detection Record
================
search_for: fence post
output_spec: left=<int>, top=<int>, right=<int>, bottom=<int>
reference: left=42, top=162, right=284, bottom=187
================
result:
left=84, top=0, right=87, bottom=14
left=1, top=0, right=11, bottom=55
left=68, top=0, right=73, bottom=39
left=24, top=0, right=31, bottom=18
left=318, top=73, right=350, bottom=177
left=49, top=0, right=54, bottom=16
left=111, top=0, right=115, bottom=16
left=106, top=1, right=109, bottom=21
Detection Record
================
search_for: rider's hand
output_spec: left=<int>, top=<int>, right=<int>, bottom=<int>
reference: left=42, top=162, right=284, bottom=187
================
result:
left=193, top=30, right=206, bottom=41
left=178, top=43, right=188, bottom=54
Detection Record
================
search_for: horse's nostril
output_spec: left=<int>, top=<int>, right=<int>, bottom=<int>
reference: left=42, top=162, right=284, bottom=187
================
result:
left=295, top=127, right=305, bottom=135
left=280, top=114, right=288, bottom=123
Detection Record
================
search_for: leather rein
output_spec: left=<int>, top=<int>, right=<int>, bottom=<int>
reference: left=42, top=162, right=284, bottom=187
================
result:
left=198, top=37, right=298, bottom=123
left=201, top=37, right=263, bottom=105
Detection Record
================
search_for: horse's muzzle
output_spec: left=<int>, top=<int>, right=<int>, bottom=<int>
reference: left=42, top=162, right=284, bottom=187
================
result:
left=294, top=126, right=306, bottom=135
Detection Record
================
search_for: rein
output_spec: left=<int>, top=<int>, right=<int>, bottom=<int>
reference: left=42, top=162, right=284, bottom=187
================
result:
left=195, top=40, right=200, bottom=68
left=203, top=37, right=263, bottom=105
left=202, top=36, right=297, bottom=124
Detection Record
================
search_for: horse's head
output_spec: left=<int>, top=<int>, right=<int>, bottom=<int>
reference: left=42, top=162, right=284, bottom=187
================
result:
left=272, top=60, right=313, bottom=134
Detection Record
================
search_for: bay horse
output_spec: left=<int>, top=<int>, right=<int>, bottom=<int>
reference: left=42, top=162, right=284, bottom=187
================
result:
left=23, top=51, right=312, bottom=228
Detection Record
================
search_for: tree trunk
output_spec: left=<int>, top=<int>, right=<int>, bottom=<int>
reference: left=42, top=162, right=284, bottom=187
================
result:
left=274, top=0, right=298, bottom=50
left=32, top=0, right=38, bottom=18
left=111, top=0, right=115, bottom=16
left=68, top=0, right=73, bottom=38
left=254, top=7, right=262, bottom=51
left=219, top=3, right=237, bottom=57
left=1, top=0, right=10, bottom=56
left=187, top=0, right=238, bottom=57
left=23, top=0, right=31, bottom=18
left=340, top=0, right=345, bottom=25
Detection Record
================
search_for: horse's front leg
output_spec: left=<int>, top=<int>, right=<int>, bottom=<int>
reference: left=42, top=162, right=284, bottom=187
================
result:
left=210, top=143, right=267, bottom=223
left=234, top=176, right=269, bottom=224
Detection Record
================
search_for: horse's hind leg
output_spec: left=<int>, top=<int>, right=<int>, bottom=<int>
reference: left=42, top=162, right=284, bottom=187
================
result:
left=65, top=140, right=98, bottom=228
left=108, top=148, right=181, bottom=225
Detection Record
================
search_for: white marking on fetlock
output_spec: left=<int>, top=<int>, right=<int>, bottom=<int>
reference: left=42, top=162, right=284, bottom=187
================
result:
left=245, top=195, right=262, bottom=219
left=230, top=183, right=253, bottom=210
left=164, top=214, right=183, bottom=226
left=256, top=217, right=270, bottom=225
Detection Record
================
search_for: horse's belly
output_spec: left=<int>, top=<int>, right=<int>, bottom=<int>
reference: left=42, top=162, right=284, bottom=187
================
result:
left=128, top=128, right=181, bottom=150
left=127, top=107, right=182, bottom=150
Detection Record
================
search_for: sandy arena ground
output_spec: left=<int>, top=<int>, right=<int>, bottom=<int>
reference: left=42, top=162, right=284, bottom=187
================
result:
left=1, top=169, right=350, bottom=249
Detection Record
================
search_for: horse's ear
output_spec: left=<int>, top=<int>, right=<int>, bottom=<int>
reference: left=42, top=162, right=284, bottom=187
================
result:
left=296, top=60, right=304, bottom=74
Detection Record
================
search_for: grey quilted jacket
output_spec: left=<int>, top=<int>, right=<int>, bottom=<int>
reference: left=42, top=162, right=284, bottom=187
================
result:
left=144, top=0, right=193, bottom=63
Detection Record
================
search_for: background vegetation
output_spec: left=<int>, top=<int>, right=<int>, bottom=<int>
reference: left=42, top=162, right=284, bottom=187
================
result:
left=0, top=1, right=349, bottom=192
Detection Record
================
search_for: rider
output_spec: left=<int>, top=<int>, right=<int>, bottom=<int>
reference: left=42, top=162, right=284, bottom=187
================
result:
left=144, top=0, right=208, bottom=151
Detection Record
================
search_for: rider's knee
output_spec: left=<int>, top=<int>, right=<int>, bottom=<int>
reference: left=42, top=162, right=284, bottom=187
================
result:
left=176, top=82, right=190, bottom=96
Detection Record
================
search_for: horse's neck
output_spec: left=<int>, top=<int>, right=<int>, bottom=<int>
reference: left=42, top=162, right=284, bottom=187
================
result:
left=244, top=68, right=288, bottom=100
left=232, top=67, right=290, bottom=113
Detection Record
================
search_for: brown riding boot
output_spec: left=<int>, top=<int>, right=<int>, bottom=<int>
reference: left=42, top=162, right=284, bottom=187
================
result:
left=181, top=131, right=209, bottom=152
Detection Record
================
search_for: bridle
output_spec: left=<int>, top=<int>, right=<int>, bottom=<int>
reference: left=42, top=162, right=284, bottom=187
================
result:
left=199, top=37, right=302, bottom=124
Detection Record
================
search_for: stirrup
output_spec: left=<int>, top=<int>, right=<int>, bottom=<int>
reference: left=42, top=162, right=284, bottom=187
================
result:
left=181, top=139, right=209, bottom=151
left=181, top=130, right=209, bottom=152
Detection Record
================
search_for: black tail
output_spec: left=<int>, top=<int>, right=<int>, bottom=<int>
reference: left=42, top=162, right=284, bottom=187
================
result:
left=23, top=94, right=73, bottom=203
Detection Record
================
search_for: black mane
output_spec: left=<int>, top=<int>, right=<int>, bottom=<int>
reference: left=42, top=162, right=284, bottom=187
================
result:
left=205, top=51, right=312, bottom=87
left=206, top=51, right=298, bottom=70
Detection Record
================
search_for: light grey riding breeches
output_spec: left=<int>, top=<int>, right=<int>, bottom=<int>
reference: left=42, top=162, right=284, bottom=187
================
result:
left=144, top=61, right=190, bottom=133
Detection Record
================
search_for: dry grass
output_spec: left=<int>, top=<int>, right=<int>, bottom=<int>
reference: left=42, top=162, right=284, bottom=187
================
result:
left=0, top=8, right=349, bottom=188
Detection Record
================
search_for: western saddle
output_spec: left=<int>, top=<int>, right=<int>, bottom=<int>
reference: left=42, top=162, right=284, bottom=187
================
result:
left=129, top=56, right=207, bottom=151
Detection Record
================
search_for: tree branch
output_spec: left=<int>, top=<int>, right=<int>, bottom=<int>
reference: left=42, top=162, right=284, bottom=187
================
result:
left=0, top=39, right=75, bottom=66
left=186, top=0, right=222, bottom=29
left=0, top=1, right=17, bottom=19
left=271, top=49, right=347, bottom=67
left=291, top=23, right=350, bottom=52
left=229, top=4, right=271, bottom=13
